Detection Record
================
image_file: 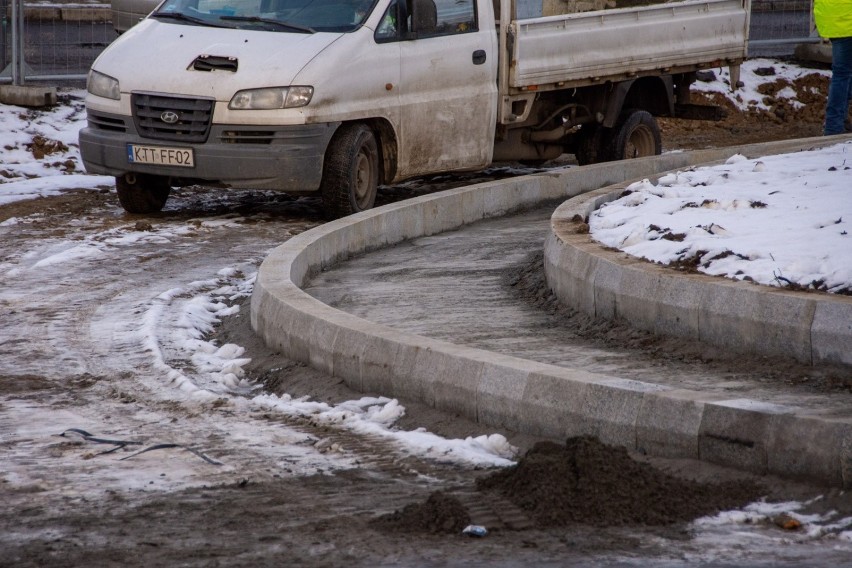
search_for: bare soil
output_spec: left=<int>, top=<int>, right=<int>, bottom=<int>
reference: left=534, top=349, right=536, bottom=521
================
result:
left=374, top=438, right=763, bottom=534
left=659, top=69, right=832, bottom=149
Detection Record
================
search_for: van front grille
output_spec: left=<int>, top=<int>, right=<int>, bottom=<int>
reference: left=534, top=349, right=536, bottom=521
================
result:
left=86, top=110, right=127, bottom=132
left=220, top=130, right=276, bottom=144
left=132, top=93, right=214, bottom=143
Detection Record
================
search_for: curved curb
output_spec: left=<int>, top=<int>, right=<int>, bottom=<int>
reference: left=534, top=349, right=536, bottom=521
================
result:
left=544, top=148, right=852, bottom=367
left=251, top=135, right=852, bottom=487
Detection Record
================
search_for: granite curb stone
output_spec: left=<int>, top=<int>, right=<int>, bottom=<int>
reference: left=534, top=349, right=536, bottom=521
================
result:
left=251, top=135, right=852, bottom=487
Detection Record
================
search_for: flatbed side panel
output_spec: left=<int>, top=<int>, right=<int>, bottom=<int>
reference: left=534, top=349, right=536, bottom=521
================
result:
left=510, top=0, right=749, bottom=89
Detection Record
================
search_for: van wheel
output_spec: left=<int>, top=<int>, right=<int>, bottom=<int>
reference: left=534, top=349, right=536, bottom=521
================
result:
left=320, top=123, right=379, bottom=219
left=604, top=109, right=661, bottom=161
left=115, top=174, right=171, bottom=213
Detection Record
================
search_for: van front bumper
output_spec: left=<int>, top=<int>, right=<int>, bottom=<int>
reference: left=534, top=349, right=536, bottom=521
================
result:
left=80, top=116, right=339, bottom=193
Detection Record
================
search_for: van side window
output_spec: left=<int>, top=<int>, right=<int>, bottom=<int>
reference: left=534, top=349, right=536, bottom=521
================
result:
left=375, top=0, right=401, bottom=41
left=375, top=0, right=476, bottom=42
left=413, top=0, right=477, bottom=37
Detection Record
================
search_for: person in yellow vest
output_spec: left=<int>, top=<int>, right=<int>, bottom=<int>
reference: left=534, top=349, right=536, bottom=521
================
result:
left=814, top=0, right=852, bottom=134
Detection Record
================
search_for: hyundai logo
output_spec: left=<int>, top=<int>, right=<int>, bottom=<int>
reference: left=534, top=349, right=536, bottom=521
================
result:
left=160, top=111, right=180, bottom=124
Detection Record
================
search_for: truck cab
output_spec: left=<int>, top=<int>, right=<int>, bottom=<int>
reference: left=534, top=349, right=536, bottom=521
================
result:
left=81, top=0, right=500, bottom=215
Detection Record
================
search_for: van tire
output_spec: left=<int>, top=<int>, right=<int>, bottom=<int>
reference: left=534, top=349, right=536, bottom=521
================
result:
left=115, top=174, right=171, bottom=214
left=320, top=123, right=379, bottom=219
left=604, top=109, right=661, bottom=161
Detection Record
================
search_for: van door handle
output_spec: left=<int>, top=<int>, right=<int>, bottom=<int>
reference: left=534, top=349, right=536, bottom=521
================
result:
left=472, top=50, right=486, bottom=65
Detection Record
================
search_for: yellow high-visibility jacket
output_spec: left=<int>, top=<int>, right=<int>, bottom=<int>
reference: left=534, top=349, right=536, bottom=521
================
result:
left=814, top=0, right=852, bottom=38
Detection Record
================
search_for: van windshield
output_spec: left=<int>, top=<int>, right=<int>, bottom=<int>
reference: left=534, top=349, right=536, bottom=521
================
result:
left=152, top=0, right=378, bottom=33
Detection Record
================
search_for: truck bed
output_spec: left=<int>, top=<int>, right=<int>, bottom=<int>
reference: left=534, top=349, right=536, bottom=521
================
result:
left=508, top=0, right=750, bottom=90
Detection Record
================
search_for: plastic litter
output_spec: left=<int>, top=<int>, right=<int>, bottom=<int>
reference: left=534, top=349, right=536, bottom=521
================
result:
left=462, top=525, right=488, bottom=537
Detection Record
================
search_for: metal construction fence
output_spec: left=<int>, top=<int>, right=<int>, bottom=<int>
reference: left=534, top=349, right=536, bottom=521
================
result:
left=1, top=0, right=114, bottom=85
left=0, top=0, right=824, bottom=87
left=749, top=0, right=820, bottom=57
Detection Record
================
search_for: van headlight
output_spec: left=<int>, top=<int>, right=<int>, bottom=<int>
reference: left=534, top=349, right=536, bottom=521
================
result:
left=228, top=86, right=313, bottom=110
left=87, top=70, right=120, bottom=100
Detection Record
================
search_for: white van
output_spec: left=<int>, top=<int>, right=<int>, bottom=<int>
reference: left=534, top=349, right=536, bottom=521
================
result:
left=80, top=0, right=750, bottom=216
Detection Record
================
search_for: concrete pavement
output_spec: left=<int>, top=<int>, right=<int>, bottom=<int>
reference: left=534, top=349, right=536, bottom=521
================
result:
left=251, top=135, right=852, bottom=488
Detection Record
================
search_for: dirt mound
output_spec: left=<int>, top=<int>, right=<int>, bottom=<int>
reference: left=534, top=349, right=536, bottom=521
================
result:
left=371, top=491, right=471, bottom=534
left=476, top=437, right=762, bottom=527
left=27, top=134, right=67, bottom=154
left=696, top=72, right=830, bottom=127
left=660, top=66, right=832, bottom=150
left=374, top=438, right=763, bottom=535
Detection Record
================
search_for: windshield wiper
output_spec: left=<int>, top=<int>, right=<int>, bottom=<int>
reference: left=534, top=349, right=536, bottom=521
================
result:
left=219, top=16, right=315, bottom=34
left=151, top=11, right=228, bottom=28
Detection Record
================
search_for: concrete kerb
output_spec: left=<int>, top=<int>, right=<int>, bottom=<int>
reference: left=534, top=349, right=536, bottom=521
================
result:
left=251, top=136, right=852, bottom=487
left=0, top=85, right=57, bottom=108
left=545, top=135, right=852, bottom=367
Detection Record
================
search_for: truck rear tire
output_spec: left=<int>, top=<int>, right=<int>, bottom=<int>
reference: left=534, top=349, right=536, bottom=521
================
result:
left=604, top=109, right=661, bottom=161
left=115, top=174, right=171, bottom=214
left=320, top=123, right=379, bottom=219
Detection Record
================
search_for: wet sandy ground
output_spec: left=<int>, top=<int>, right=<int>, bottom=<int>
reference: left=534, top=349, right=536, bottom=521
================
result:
left=1, top=84, right=850, bottom=565
left=1, top=183, right=851, bottom=567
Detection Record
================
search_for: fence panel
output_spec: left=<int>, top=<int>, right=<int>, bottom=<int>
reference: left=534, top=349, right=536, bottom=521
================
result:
left=1, top=0, right=115, bottom=85
left=0, top=0, right=824, bottom=87
left=749, top=0, right=818, bottom=57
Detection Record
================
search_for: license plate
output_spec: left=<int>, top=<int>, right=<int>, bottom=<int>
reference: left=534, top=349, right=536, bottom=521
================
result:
left=127, top=144, right=194, bottom=168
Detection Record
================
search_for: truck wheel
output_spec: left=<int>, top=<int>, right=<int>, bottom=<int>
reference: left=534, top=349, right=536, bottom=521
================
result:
left=320, top=123, right=379, bottom=219
left=604, top=109, right=661, bottom=161
left=115, top=173, right=171, bottom=214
